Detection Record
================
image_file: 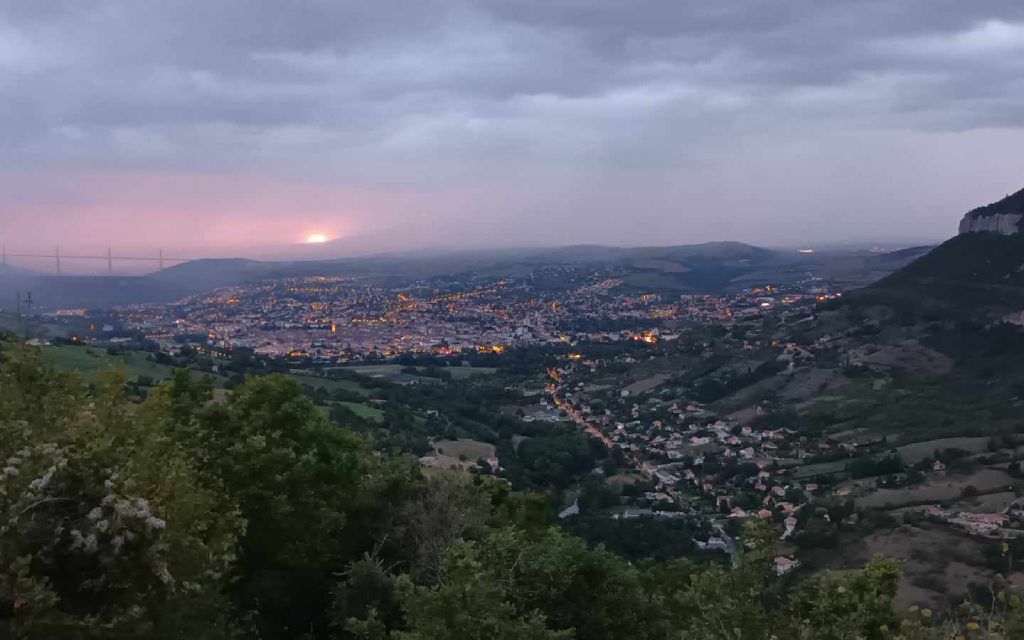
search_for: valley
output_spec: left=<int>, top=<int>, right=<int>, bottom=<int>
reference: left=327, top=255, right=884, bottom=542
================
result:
left=4, top=191, right=1024, bottom=619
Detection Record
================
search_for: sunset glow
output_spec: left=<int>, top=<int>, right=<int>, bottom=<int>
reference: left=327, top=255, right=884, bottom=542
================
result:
left=306, top=234, right=329, bottom=244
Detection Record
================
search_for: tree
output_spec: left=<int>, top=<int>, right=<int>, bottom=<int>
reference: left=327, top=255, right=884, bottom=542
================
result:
left=385, top=475, right=492, bottom=585
left=377, top=546, right=569, bottom=640
left=378, top=527, right=651, bottom=640
left=778, top=556, right=901, bottom=640
left=648, top=520, right=777, bottom=640
left=187, top=374, right=375, bottom=638
left=0, top=347, right=241, bottom=639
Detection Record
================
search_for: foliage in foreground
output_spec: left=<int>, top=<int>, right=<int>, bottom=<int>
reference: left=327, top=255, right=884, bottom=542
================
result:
left=1, top=344, right=1023, bottom=639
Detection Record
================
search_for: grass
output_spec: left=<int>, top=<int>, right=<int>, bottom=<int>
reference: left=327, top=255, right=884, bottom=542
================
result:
left=336, top=364, right=497, bottom=383
left=792, top=459, right=849, bottom=480
left=420, top=439, right=496, bottom=475
left=855, top=468, right=1015, bottom=510
left=800, top=374, right=1024, bottom=442
left=896, top=436, right=993, bottom=464
left=290, top=373, right=372, bottom=396
left=433, top=439, right=496, bottom=461
left=623, top=373, right=671, bottom=395
left=341, top=364, right=407, bottom=377
left=336, top=401, right=385, bottom=422
left=445, top=366, right=498, bottom=380
left=42, top=345, right=173, bottom=383
left=40, top=345, right=230, bottom=387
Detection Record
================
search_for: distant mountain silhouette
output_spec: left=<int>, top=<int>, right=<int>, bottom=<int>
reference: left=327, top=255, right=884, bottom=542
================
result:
left=0, top=241, right=923, bottom=311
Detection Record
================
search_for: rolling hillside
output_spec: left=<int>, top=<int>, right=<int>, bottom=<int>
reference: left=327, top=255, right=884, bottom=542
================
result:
left=0, top=241, right=928, bottom=310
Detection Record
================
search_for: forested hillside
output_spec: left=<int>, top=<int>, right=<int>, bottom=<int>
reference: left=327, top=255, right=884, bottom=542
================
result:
left=862, top=232, right=1024, bottom=318
left=1, top=343, right=1022, bottom=639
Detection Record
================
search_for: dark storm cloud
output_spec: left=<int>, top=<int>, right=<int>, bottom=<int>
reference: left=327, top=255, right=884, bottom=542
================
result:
left=2, top=0, right=1024, bottom=250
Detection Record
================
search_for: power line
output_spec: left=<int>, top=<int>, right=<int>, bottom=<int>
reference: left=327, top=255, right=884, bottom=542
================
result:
left=0, top=247, right=189, bottom=275
left=4, top=252, right=188, bottom=262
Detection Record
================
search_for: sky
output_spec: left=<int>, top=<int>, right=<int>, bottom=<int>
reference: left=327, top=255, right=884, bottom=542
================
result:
left=2, top=1, right=1024, bottom=266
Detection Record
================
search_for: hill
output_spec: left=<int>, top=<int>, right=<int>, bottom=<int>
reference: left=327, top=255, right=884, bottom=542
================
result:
left=3, top=341, right=1017, bottom=638
left=857, top=187, right=1024, bottom=319
left=0, top=241, right=927, bottom=311
left=146, top=258, right=286, bottom=292
left=959, top=185, right=1024, bottom=234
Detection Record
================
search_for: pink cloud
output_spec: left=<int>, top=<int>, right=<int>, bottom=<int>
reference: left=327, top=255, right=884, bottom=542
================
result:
left=0, top=171, right=468, bottom=258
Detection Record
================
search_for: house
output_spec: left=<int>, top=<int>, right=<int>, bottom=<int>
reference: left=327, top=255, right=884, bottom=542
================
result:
left=775, top=556, right=801, bottom=575
left=960, top=513, right=1007, bottom=526
left=696, top=537, right=731, bottom=553
left=782, top=516, right=798, bottom=539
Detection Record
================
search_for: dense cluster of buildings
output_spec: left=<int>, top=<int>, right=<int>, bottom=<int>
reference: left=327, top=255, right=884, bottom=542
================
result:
left=114, top=272, right=831, bottom=361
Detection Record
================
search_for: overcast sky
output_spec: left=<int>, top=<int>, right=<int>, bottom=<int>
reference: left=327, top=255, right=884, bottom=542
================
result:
left=2, top=1, right=1024, bottom=262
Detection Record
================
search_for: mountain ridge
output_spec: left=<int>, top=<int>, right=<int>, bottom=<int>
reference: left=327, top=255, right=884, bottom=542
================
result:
left=959, top=185, right=1024, bottom=235
left=0, top=241, right=925, bottom=311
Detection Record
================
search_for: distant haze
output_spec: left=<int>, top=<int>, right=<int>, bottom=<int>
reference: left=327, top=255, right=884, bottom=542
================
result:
left=2, top=1, right=1024, bottom=269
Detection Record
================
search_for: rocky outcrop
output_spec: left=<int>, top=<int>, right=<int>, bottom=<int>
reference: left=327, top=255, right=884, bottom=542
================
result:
left=959, top=212, right=1023, bottom=235
left=958, top=187, right=1024, bottom=235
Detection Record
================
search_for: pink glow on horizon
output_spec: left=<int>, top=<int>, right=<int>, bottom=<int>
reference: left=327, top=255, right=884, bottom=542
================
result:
left=0, top=172, right=464, bottom=258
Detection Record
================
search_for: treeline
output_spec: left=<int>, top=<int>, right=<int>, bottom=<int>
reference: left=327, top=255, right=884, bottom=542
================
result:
left=2, top=344, right=1023, bottom=639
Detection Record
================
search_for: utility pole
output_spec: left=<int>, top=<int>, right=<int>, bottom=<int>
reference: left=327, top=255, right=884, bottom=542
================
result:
left=159, top=248, right=164, bottom=271
left=15, top=291, right=21, bottom=339
left=23, top=292, right=32, bottom=340
left=2, top=244, right=6, bottom=265
left=108, top=246, right=113, bottom=274
left=55, top=246, right=61, bottom=276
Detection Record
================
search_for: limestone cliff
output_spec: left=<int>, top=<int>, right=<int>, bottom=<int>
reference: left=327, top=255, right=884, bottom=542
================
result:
left=959, top=212, right=1023, bottom=235
left=959, top=186, right=1024, bottom=235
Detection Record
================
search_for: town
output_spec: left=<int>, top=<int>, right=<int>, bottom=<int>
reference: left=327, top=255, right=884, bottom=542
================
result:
left=16, top=259, right=1024, bottom=611
left=107, top=268, right=834, bottom=361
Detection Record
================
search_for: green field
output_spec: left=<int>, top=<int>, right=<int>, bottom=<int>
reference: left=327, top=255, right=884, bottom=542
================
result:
left=337, top=364, right=497, bottom=382
left=342, top=364, right=408, bottom=377
left=445, top=366, right=498, bottom=380
left=41, top=345, right=173, bottom=383
left=800, top=375, right=1024, bottom=442
left=336, top=401, right=385, bottom=422
left=792, top=458, right=849, bottom=480
left=433, top=438, right=496, bottom=460
left=290, top=373, right=372, bottom=395
left=896, top=436, right=993, bottom=464
left=855, top=468, right=1015, bottom=510
left=40, top=345, right=229, bottom=387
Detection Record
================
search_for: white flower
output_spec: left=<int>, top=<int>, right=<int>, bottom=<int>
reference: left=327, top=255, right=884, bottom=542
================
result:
left=28, top=466, right=56, bottom=491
